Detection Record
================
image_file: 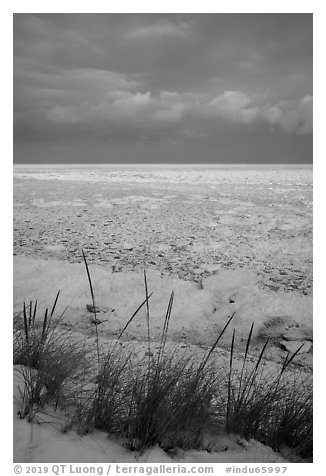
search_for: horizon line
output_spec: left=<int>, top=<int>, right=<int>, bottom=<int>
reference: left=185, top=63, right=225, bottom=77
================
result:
left=13, top=162, right=313, bottom=166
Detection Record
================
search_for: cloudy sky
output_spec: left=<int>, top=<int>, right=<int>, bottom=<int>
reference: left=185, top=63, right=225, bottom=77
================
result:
left=13, top=13, right=313, bottom=164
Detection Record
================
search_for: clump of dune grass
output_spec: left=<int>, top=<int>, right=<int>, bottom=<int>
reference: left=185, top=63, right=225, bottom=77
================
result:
left=123, top=299, right=235, bottom=452
left=225, top=324, right=271, bottom=437
left=67, top=344, right=134, bottom=436
left=14, top=294, right=91, bottom=418
left=260, top=371, right=313, bottom=459
left=225, top=324, right=313, bottom=459
left=68, top=252, right=152, bottom=435
left=14, top=294, right=60, bottom=368
left=125, top=352, right=226, bottom=452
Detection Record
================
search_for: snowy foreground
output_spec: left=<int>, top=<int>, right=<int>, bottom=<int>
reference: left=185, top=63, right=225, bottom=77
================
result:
left=14, top=368, right=289, bottom=464
left=13, top=257, right=312, bottom=464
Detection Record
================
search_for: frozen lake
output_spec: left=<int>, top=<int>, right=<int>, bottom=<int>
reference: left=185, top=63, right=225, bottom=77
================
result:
left=13, top=163, right=312, bottom=295
left=14, top=163, right=312, bottom=186
left=13, top=163, right=313, bottom=367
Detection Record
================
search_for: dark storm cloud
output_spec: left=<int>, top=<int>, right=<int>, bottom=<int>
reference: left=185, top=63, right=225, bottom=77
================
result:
left=13, top=13, right=313, bottom=163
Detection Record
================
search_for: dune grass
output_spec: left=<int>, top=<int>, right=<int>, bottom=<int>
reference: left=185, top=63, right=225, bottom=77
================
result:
left=13, top=251, right=313, bottom=459
left=224, top=325, right=312, bottom=458
left=14, top=294, right=91, bottom=418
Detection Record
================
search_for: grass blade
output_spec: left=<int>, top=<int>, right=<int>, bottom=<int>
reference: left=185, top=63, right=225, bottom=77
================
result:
left=143, top=270, right=151, bottom=361
left=226, top=329, right=236, bottom=429
left=237, top=322, right=254, bottom=401
left=157, top=291, right=174, bottom=364
left=28, top=301, right=32, bottom=326
left=115, top=292, right=153, bottom=345
left=281, top=344, right=305, bottom=374
left=32, top=300, right=37, bottom=325
left=42, top=308, right=48, bottom=339
left=50, top=291, right=60, bottom=317
left=23, top=302, right=29, bottom=343
left=200, top=311, right=235, bottom=372
left=82, top=249, right=100, bottom=367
